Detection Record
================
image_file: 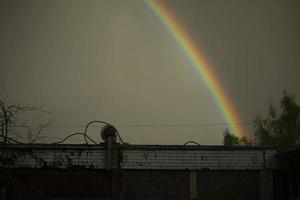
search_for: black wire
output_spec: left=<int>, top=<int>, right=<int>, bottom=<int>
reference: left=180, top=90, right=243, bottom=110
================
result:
left=115, top=127, right=124, bottom=144
left=0, top=133, right=97, bottom=145
left=51, top=133, right=97, bottom=145
left=15, top=122, right=254, bottom=128
left=83, top=121, right=108, bottom=144
left=82, top=120, right=124, bottom=144
left=53, top=119, right=125, bottom=145
left=1, top=120, right=124, bottom=145
left=183, top=140, right=201, bottom=146
left=118, top=122, right=253, bottom=127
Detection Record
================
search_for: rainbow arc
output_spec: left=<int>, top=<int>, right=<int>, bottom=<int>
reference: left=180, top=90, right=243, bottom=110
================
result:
left=144, top=0, right=247, bottom=137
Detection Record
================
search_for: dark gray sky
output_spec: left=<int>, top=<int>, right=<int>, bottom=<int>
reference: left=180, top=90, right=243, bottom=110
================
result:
left=1, top=0, right=300, bottom=145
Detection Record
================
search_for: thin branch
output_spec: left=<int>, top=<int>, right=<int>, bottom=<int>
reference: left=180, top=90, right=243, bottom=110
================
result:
left=1, top=97, right=51, bottom=144
left=0, top=135, right=24, bottom=144
left=30, top=121, right=52, bottom=144
left=7, top=104, right=50, bottom=114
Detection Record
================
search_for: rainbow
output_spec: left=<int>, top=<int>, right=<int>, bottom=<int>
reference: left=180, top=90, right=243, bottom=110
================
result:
left=144, top=0, right=247, bottom=137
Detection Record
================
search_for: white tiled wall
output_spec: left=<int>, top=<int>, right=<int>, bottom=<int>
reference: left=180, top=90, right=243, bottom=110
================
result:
left=121, top=150, right=268, bottom=170
left=0, top=146, right=282, bottom=170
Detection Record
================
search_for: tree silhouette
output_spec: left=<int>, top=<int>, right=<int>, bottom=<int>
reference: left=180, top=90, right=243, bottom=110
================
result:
left=223, top=128, right=239, bottom=146
left=222, top=129, right=252, bottom=146
left=253, top=91, right=300, bottom=146
left=0, top=84, right=50, bottom=144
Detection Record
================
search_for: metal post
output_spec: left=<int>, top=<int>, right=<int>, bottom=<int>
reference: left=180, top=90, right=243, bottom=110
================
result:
left=107, top=136, right=112, bottom=170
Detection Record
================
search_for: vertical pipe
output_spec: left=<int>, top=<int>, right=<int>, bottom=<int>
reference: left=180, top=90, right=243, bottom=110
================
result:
left=190, top=171, right=197, bottom=200
left=107, top=137, right=112, bottom=170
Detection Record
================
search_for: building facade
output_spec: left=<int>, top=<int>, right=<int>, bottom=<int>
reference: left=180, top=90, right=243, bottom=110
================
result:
left=0, top=144, right=295, bottom=200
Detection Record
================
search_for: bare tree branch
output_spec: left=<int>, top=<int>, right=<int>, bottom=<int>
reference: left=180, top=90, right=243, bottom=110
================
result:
left=30, top=121, right=52, bottom=143
left=1, top=88, right=51, bottom=144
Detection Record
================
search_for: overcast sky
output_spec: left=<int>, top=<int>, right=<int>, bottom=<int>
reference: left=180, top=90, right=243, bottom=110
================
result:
left=1, top=0, right=299, bottom=145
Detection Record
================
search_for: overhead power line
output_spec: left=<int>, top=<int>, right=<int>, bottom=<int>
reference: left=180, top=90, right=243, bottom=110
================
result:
left=15, top=122, right=253, bottom=128
left=116, top=122, right=253, bottom=128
